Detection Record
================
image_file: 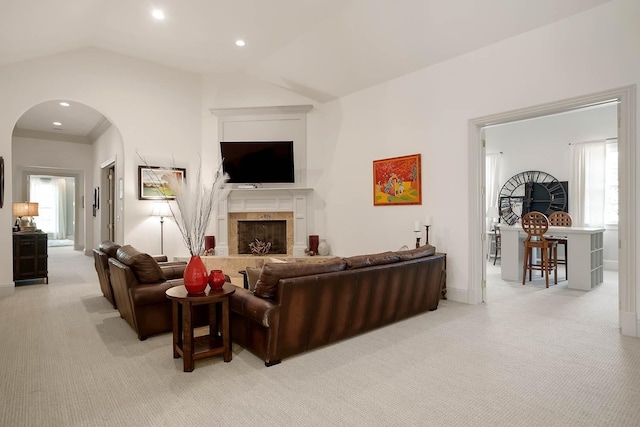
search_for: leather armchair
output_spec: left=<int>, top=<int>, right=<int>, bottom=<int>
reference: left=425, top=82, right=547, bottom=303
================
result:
left=92, top=240, right=179, bottom=310
left=107, top=245, right=187, bottom=340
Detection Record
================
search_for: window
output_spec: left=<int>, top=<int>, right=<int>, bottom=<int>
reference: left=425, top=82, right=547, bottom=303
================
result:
left=569, top=139, right=618, bottom=227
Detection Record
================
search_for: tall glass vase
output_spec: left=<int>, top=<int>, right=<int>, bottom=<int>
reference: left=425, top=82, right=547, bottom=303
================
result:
left=184, top=255, right=208, bottom=294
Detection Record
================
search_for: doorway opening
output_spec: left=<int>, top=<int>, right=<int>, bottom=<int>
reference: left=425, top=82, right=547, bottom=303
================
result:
left=28, top=174, right=76, bottom=247
left=101, top=162, right=116, bottom=243
left=469, top=85, right=637, bottom=337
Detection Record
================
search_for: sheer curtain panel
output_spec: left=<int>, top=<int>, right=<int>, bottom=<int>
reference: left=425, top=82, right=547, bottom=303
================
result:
left=569, top=140, right=606, bottom=227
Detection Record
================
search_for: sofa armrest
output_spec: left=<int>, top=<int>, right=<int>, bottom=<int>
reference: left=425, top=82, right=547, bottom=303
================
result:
left=230, top=287, right=279, bottom=328
left=152, top=255, right=168, bottom=262
left=160, top=263, right=187, bottom=279
left=130, top=279, right=182, bottom=307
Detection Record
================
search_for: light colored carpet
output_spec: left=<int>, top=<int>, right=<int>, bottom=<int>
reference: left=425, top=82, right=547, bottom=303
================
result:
left=0, top=248, right=639, bottom=427
left=47, top=239, right=74, bottom=247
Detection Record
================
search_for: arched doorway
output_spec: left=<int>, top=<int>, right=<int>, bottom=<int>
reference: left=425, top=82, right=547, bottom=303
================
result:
left=11, top=99, right=123, bottom=258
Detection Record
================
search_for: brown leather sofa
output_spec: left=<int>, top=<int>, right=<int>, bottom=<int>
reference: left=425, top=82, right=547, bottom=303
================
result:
left=93, top=240, right=175, bottom=310
left=108, top=245, right=189, bottom=340
left=230, top=245, right=446, bottom=366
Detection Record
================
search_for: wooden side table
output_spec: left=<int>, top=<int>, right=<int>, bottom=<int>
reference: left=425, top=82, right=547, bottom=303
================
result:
left=165, top=283, right=236, bottom=372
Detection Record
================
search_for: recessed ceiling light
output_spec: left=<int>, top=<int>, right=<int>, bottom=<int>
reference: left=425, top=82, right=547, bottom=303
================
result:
left=152, top=9, right=165, bottom=20
left=235, top=40, right=246, bottom=47
left=59, top=101, right=70, bottom=107
left=53, top=121, right=62, bottom=126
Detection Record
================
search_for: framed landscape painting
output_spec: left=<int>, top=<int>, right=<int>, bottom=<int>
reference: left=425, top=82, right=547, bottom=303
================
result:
left=138, top=166, right=186, bottom=200
left=373, top=154, right=421, bottom=206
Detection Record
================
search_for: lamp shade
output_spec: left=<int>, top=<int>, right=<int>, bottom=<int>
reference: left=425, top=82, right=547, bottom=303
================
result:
left=27, top=202, right=39, bottom=217
left=151, top=202, right=172, bottom=218
left=13, top=202, right=30, bottom=217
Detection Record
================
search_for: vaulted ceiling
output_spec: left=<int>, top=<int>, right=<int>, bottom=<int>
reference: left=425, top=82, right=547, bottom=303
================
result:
left=4, top=0, right=611, bottom=137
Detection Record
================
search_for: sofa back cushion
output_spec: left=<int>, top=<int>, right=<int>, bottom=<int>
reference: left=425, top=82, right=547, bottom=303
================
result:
left=344, top=251, right=400, bottom=270
left=99, top=241, right=121, bottom=258
left=254, top=257, right=347, bottom=299
left=395, top=244, right=436, bottom=261
left=116, top=245, right=166, bottom=284
left=245, top=266, right=263, bottom=292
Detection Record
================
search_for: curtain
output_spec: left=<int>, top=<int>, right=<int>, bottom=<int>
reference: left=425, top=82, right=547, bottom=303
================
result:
left=29, top=176, right=69, bottom=239
left=55, top=178, right=68, bottom=239
left=569, top=140, right=606, bottom=227
left=485, top=153, right=502, bottom=228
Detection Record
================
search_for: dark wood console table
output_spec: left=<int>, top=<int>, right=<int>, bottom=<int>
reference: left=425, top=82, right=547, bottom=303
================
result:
left=13, top=232, right=48, bottom=284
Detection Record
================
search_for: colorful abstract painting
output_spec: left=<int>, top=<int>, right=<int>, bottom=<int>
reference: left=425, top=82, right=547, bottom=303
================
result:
left=373, top=154, right=421, bottom=206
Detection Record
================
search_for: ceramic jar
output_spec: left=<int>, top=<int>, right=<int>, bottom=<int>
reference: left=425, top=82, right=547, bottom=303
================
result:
left=317, top=239, right=330, bottom=256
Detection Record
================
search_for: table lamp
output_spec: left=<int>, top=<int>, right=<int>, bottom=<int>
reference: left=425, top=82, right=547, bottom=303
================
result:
left=13, top=201, right=38, bottom=231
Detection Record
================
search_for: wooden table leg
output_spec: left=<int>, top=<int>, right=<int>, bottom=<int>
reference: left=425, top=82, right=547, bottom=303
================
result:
left=209, top=301, right=218, bottom=342
left=222, top=298, right=231, bottom=362
left=172, top=300, right=180, bottom=358
left=182, top=301, right=194, bottom=372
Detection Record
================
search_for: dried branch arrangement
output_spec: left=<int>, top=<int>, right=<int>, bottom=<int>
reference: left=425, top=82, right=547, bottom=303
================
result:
left=249, top=239, right=271, bottom=255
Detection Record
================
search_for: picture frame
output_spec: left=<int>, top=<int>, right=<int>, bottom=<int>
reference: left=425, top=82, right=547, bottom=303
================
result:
left=138, top=166, right=186, bottom=200
left=373, top=154, right=421, bottom=206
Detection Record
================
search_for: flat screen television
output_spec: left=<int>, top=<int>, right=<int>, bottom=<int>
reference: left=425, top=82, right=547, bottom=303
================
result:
left=220, top=141, right=295, bottom=184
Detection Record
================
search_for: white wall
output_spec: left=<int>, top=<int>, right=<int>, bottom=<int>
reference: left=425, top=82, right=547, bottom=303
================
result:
left=306, top=0, right=639, bottom=304
left=487, top=104, right=618, bottom=186
left=0, top=48, right=204, bottom=287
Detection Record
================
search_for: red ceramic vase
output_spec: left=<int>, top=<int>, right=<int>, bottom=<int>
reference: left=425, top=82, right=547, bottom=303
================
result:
left=205, top=235, right=216, bottom=251
left=184, top=255, right=208, bottom=294
left=208, top=269, right=226, bottom=289
left=308, top=235, right=319, bottom=255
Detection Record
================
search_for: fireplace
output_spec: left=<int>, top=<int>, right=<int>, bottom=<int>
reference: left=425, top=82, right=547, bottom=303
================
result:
left=228, top=211, right=294, bottom=256
left=237, top=220, right=287, bottom=254
left=214, top=188, right=312, bottom=257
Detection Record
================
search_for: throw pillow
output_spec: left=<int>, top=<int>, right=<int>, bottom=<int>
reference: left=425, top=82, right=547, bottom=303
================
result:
left=116, top=245, right=166, bottom=284
left=344, top=251, right=400, bottom=270
left=99, top=240, right=121, bottom=258
left=254, top=257, right=347, bottom=299
left=395, top=244, right=436, bottom=261
left=245, top=266, right=262, bottom=292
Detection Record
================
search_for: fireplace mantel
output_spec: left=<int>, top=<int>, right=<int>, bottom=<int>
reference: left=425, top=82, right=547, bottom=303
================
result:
left=215, top=187, right=313, bottom=257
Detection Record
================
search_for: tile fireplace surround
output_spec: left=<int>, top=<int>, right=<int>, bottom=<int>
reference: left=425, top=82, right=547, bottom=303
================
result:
left=214, top=188, right=312, bottom=257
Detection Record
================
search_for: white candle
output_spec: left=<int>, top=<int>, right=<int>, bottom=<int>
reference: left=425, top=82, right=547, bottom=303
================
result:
left=425, top=215, right=432, bottom=226
left=414, top=220, right=420, bottom=232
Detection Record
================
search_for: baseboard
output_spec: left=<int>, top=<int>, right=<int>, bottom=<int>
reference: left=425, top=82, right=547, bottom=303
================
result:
left=619, top=310, right=638, bottom=337
left=0, top=282, right=16, bottom=297
left=443, top=287, right=470, bottom=304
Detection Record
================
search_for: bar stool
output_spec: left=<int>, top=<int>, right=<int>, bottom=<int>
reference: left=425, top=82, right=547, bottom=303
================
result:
left=547, top=211, right=572, bottom=280
left=521, top=211, right=558, bottom=288
left=492, top=224, right=501, bottom=265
